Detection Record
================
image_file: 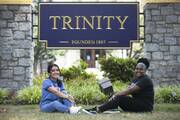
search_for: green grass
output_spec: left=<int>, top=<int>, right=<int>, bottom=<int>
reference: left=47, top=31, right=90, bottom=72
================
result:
left=0, top=104, right=180, bottom=120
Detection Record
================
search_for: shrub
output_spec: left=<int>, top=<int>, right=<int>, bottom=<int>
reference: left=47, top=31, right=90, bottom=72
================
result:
left=155, top=86, right=180, bottom=104
left=98, top=57, right=136, bottom=82
left=16, top=76, right=106, bottom=105
left=0, top=88, right=9, bottom=104
left=16, top=86, right=41, bottom=104
left=33, top=73, right=48, bottom=87
left=15, top=70, right=127, bottom=105
left=15, top=72, right=45, bottom=104
left=113, top=81, right=128, bottom=92
left=65, top=77, right=107, bottom=104
left=61, top=60, right=94, bottom=80
left=65, top=77, right=129, bottom=104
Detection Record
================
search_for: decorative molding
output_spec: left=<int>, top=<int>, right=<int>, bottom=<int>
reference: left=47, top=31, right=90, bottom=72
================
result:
left=0, top=0, right=32, bottom=4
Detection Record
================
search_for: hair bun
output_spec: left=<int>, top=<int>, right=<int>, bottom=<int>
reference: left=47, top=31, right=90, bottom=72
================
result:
left=137, top=58, right=150, bottom=69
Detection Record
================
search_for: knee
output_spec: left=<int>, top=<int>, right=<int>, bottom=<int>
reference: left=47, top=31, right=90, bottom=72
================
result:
left=114, top=95, right=130, bottom=104
left=52, top=100, right=60, bottom=106
left=115, top=95, right=127, bottom=100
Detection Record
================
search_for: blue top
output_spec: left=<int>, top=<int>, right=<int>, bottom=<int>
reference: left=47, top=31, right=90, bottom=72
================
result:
left=39, top=77, right=66, bottom=107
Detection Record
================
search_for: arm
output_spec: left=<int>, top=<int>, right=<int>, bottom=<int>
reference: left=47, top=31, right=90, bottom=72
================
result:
left=60, top=82, right=67, bottom=94
left=109, top=83, right=140, bottom=101
left=48, top=86, right=74, bottom=103
left=112, top=76, right=150, bottom=99
left=115, top=84, right=140, bottom=96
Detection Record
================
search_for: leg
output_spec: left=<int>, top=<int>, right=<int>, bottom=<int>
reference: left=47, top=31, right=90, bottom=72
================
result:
left=61, top=92, right=74, bottom=107
left=114, top=96, right=151, bottom=112
left=62, top=98, right=74, bottom=108
left=98, top=95, right=150, bottom=112
left=97, top=95, right=122, bottom=112
left=40, top=100, right=69, bottom=113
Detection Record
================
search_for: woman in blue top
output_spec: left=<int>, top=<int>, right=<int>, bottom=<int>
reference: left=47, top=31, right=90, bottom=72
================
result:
left=39, top=64, right=81, bottom=114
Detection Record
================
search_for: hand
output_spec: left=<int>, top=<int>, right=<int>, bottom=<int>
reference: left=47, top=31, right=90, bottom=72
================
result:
left=109, top=94, right=116, bottom=101
left=67, top=95, right=75, bottom=103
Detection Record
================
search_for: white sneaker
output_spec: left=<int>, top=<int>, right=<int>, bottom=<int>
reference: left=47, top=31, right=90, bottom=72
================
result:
left=69, top=106, right=82, bottom=114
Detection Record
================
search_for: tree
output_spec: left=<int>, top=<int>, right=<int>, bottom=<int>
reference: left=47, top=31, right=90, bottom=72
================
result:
left=34, top=40, right=55, bottom=75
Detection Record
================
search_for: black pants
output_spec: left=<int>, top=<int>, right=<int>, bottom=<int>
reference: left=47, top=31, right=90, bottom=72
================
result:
left=98, top=95, right=152, bottom=112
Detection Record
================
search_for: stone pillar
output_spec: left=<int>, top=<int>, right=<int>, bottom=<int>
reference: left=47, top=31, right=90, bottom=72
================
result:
left=0, top=0, right=33, bottom=90
left=144, top=2, right=180, bottom=85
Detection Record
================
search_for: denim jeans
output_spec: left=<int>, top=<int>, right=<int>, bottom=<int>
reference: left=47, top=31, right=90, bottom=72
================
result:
left=40, top=98, right=74, bottom=112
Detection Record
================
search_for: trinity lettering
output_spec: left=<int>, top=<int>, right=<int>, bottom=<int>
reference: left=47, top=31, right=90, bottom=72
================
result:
left=49, top=16, right=129, bottom=30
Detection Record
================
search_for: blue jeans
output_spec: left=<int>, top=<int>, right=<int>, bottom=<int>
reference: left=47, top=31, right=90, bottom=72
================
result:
left=40, top=99, right=74, bottom=112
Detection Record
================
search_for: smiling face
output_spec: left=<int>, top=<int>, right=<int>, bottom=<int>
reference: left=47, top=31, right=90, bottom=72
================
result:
left=134, top=63, right=147, bottom=78
left=49, top=66, right=60, bottom=80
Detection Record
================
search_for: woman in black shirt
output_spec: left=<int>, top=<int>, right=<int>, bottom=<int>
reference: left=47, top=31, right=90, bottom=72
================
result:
left=84, top=58, right=154, bottom=113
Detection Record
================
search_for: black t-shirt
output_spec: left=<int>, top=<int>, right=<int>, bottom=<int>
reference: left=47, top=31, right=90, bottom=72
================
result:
left=131, top=75, right=154, bottom=107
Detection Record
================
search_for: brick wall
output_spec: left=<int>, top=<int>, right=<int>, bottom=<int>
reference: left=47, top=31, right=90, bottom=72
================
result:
left=144, top=3, right=180, bottom=85
left=0, top=5, right=33, bottom=90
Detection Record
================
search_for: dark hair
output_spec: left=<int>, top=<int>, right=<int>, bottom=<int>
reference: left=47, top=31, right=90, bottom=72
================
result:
left=47, top=64, right=60, bottom=74
left=137, top=58, right=150, bottom=69
left=47, top=64, right=62, bottom=86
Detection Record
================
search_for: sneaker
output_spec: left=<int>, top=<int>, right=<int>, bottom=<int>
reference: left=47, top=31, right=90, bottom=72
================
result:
left=103, top=109, right=120, bottom=114
left=82, top=109, right=96, bottom=116
left=69, top=106, right=82, bottom=114
left=86, top=106, right=97, bottom=112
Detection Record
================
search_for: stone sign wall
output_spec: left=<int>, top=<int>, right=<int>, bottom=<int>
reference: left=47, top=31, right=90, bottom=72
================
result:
left=0, top=4, right=33, bottom=90
left=0, top=1, right=180, bottom=91
left=144, top=3, right=180, bottom=85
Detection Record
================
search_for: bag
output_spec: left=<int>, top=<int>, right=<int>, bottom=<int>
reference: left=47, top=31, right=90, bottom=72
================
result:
left=98, top=79, right=114, bottom=97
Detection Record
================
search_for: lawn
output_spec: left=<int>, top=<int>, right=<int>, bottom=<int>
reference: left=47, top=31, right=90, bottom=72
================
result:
left=0, top=104, right=180, bottom=120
